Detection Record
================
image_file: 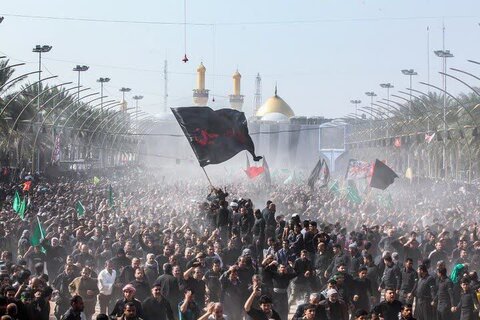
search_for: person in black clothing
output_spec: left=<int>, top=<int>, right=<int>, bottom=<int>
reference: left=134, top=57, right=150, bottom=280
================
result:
left=451, top=278, right=479, bottom=320
left=156, top=263, right=180, bottom=317
left=372, top=288, right=402, bottom=320
left=379, top=255, right=402, bottom=297
left=318, top=289, right=349, bottom=320
left=53, top=264, right=77, bottom=319
left=244, top=287, right=281, bottom=320
left=110, top=284, right=143, bottom=319
left=412, top=264, right=435, bottom=320
left=352, top=267, right=373, bottom=313
left=204, top=259, right=222, bottom=302
left=41, top=236, right=67, bottom=280
left=216, top=201, right=230, bottom=242
left=264, top=261, right=297, bottom=320
left=252, top=209, right=266, bottom=260
left=141, top=283, right=175, bottom=320
left=183, top=266, right=206, bottom=310
left=129, top=267, right=150, bottom=303
left=349, top=244, right=363, bottom=275
left=262, top=203, right=276, bottom=245
left=291, top=249, right=314, bottom=304
left=399, top=258, right=417, bottom=304
left=238, top=207, right=254, bottom=240
left=434, top=267, right=454, bottom=320
left=60, top=295, right=84, bottom=320
left=219, top=266, right=243, bottom=320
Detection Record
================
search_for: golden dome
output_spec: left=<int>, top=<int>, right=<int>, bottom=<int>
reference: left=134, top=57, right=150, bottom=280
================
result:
left=256, top=93, right=295, bottom=118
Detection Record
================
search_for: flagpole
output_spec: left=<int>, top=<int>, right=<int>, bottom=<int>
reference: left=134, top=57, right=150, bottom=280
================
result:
left=202, top=167, right=214, bottom=187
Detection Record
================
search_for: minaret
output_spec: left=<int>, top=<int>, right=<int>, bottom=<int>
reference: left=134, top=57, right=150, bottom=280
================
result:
left=254, top=73, right=262, bottom=114
left=193, top=62, right=209, bottom=106
left=229, top=69, right=244, bottom=110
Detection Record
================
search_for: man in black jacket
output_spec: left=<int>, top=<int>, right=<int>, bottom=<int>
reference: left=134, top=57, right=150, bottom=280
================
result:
left=60, top=295, right=84, bottom=320
left=156, top=263, right=180, bottom=315
left=142, top=283, right=174, bottom=320
left=372, top=288, right=402, bottom=320
left=216, top=201, right=230, bottom=241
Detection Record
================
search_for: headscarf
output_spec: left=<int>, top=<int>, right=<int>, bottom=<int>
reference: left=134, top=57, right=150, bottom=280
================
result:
left=450, top=263, right=465, bottom=284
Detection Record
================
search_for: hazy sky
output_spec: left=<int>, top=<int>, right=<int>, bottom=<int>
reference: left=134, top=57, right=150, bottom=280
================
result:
left=1, top=0, right=480, bottom=118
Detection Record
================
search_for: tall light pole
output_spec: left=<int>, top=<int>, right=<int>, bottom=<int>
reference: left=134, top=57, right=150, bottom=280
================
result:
left=380, top=83, right=394, bottom=103
left=434, top=49, right=454, bottom=177
left=365, top=92, right=377, bottom=139
left=73, top=65, right=89, bottom=104
left=32, top=45, right=52, bottom=109
left=119, top=87, right=131, bottom=112
left=132, top=95, right=143, bottom=133
left=350, top=99, right=361, bottom=119
left=350, top=99, right=361, bottom=137
left=401, top=69, right=418, bottom=119
left=97, top=77, right=110, bottom=113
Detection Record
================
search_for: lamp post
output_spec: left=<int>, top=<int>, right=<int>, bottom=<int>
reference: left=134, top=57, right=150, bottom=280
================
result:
left=365, top=92, right=377, bottom=139
left=434, top=49, right=454, bottom=176
left=132, top=95, right=143, bottom=133
left=0, top=17, right=4, bottom=23
left=380, top=83, right=394, bottom=103
left=73, top=65, right=89, bottom=104
left=97, top=77, right=110, bottom=113
left=32, top=45, right=52, bottom=109
left=350, top=99, right=361, bottom=138
left=401, top=69, right=418, bottom=120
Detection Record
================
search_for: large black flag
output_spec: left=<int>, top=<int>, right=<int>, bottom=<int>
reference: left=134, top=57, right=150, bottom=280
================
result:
left=370, top=159, right=398, bottom=190
left=307, top=158, right=324, bottom=190
left=171, top=107, right=262, bottom=167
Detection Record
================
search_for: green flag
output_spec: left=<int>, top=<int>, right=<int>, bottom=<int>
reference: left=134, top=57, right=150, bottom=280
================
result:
left=31, top=217, right=46, bottom=252
left=108, top=185, right=114, bottom=208
left=18, top=197, right=27, bottom=220
left=93, top=176, right=100, bottom=185
left=76, top=201, right=85, bottom=218
left=328, top=180, right=341, bottom=196
left=12, top=191, right=21, bottom=213
left=346, top=181, right=362, bottom=204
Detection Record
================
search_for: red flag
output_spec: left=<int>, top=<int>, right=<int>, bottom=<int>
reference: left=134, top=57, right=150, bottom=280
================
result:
left=245, top=166, right=265, bottom=178
left=23, top=181, right=32, bottom=192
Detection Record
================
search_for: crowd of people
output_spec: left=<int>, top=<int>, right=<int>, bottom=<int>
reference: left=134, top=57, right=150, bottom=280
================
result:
left=0, top=166, right=477, bottom=320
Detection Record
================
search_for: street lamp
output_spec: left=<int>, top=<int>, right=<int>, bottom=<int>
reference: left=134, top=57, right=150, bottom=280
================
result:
left=401, top=69, right=418, bottom=119
left=350, top=99, right=362, bottom=137
left=32, top=45, right=52, bottom=109
left=365, top=92, right=377, bottom=139
left=132, top=95, right=143, bottom=133
left=434, top=49, right=454, bottom=176
left=350, top=100, right=361, bottom=118
left=0, top=17, right=4, bottom=24
left=119, top=87, right=131, bottom=112
left=380, top=83, right=394, bottom=104
left=97, top=77, right=110, bottom=113
left=73, top=65, right=89, bottom=104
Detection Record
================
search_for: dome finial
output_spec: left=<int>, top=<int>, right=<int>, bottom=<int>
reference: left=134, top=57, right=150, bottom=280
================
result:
left=274, top=83, right=278, bottom=96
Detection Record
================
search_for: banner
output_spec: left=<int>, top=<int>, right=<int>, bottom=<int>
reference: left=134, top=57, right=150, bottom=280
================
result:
left=345, top=159, right=373, bottom=180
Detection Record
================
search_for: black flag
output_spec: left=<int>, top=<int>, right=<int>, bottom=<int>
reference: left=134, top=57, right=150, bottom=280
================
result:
left=171, top=107, right=261, bottom=167
left=370, top=159, right=398, bottom=190
left=307, top=158, right=324, bottom=190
